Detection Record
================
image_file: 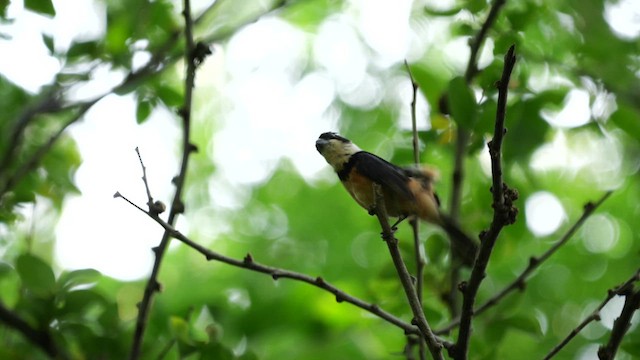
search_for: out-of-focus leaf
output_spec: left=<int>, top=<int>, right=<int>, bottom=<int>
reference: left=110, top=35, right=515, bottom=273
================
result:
left=156, top=83, right=184, bottom=108
left=424, top=6, right=463, bottom=17
left=67, top=40, right=101, bottom=60
left=58, top=289, right=105, bottom=317
left=448, top=76, right=478, bottom=129
left=16, top=254, right=56, bottom=296
left=502, top=89, right=564, bottom=162
left=170, top=316, right=192, bottom=344
left=58, top=268, right=101, bottom=290
left=610, top=103, right=640, bottom=140
left=466, top=0, right=486, bottom=13
left=281, top=0, right=343, bottom=30
left=0, top=261, right=13, bottom=277
left=136, top=99, right=153, bottom=124
left=40, top=135, right=81, bottom=208
left=24, top=0, right=55, bottom=16
left=42, top=34, right=54, bottom=54
left=0, top=0, right=9, bottom=18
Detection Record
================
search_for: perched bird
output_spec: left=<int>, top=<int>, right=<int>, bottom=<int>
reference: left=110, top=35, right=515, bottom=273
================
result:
left=315, top=132, right=478, bottom=266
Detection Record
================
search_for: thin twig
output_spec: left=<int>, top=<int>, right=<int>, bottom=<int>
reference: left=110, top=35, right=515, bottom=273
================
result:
left=464, top=0, right=507, bottom=81
left=135, top=147, right=154, bottom=209
left=544, top=268, right=640, bottom=359
left=453, top=45, right=516, bottom=360
left=113, top=192, right=419, bottom=335
left=372, top=184, right=444, bottom=360
left=435, top=191, right=613, bottom=335
left=404, top=60, right=427, bottom=360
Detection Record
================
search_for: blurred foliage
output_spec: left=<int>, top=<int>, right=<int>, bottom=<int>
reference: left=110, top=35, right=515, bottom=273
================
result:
left=0, top=0, right=639, bottom=359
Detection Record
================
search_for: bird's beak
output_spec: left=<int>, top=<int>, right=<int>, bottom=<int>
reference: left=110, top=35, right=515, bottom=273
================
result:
left=315, top=138, right=328, bottom=153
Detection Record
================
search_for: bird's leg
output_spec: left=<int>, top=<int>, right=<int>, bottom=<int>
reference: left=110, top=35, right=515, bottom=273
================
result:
left=390, top=215, right=408, bottom=232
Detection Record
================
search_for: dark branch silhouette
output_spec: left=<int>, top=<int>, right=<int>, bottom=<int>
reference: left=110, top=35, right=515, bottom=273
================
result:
left=453, top=45, right=517, bottom=360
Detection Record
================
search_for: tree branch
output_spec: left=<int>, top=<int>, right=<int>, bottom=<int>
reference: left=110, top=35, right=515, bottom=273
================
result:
left=597, top=271, right=640, bottom=360
left=453, top=45, right=516, bottom=360
left=435, top=191, right=613, bottom=335
left=464, top=0, right=507, bottom=81
left=113, top=192, right=419, bottom=336
left=543, top=268, right=640, bottom=359
left=128, top=0, right=201, bottom=357
left=372, top=184, right=444, bottom=360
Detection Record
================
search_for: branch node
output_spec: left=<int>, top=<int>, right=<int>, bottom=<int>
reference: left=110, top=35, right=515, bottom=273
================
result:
left=457, top=281, right=468, bottom=293
left=315, top=277, right=325, bottom=285
left=172, top=200, right=185, bottom=214
left=243, top=253, right=253, bottom=264
left=150, top=200, right=166, bottom=215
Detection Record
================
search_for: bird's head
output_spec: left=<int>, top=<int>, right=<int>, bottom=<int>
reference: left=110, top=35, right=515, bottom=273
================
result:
left=315, top=132, right=361, bottom=171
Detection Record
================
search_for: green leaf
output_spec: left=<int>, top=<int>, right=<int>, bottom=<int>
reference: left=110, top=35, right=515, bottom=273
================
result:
left=610, top=103, right=640, bottom=140
left=466, top=0, right=487, bottom=13
left=0, top=261, right=13, bottom=277
left=58, top=268, right=101, bottom=290
left=67, top=40, right=101, bottom=60
left=58, top=289, right=105, bottom=317
left=0, top=0, right=9, bottom=18
left=24, top=0, right=55, bottom=16
left=281, top=0, right=343, bottom=31
left=156, top=83, right=183, bottom=108
left=447, top=76, right=478, bottom=129
left=136, top=99, right=153, bottom=124
left=170, top=316, right=192, bottom=344
left=16, top=254, right=56, bottom=296
left=42, top=34, right=54, bottom=54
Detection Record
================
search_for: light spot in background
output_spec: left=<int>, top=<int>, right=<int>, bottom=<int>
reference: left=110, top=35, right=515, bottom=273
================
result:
left=527, top=65, right=574, bottom=93
left=56, top=95, right=180, bottom=280
left=0, top=12, right=60, bottom=92
left=351, top=0, right=412, bottom=67
left=525, top=192, right=566, bottom=237
left=541, top=89, right=591, bottom=128
left=582, top=214, right=618, bottom=254
left=393, top=76, right=431, bottom=131
left=600, top=295, right=626, bottom=330
left=579, top=301, right=608, bottom=340
left=225, top=288, right=251, bottom=310
left=534, top=308, right=549, bottom=335
left=531, top=131, right=624, bottom=189
left=443, top=36, right=494, bottom=74
left=605, top=0, right=640, bottom=40
left=314, top=16, right=368, bottom=92
left=337, top=72, right=383, bottom=109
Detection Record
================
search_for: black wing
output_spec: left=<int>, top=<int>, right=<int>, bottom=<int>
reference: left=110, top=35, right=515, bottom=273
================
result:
left=350, top=151, right=414, bottom=201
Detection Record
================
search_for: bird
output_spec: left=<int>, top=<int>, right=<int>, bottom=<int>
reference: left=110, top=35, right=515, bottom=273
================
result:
left=315, top=131, right=478, bottom=266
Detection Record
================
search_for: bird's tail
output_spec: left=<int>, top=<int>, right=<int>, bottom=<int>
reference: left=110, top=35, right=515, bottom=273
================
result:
left=439, top=214, right=479, bottom=267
